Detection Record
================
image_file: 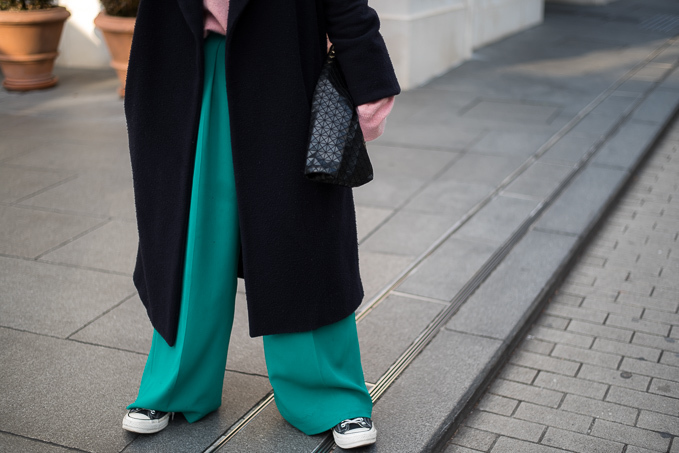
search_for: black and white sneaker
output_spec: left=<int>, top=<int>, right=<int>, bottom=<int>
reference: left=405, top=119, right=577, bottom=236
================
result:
left=122, top=408, right=171, bottom=434
left=332, top=417, right=376, bottom=449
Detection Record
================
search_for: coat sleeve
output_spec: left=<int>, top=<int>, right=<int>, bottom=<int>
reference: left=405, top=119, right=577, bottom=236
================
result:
left=322, top=0, right=400, bottom=105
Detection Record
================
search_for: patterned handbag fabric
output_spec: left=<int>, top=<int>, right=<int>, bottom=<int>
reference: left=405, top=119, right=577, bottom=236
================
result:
left=305, top=46, right=374, bottom=188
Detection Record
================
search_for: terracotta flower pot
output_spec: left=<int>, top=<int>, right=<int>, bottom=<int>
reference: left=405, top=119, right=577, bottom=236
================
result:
left=94, top=11, right=135, bottom=97
left=0, top=6, right=71, bottom=91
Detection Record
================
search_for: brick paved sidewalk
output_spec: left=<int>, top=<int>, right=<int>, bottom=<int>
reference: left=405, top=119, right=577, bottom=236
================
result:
left=445, top=118, right=679, bottom=453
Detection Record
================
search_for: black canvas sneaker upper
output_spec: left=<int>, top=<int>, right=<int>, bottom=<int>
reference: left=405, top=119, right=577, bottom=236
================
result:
left=127, top=408, right=168, bottom=420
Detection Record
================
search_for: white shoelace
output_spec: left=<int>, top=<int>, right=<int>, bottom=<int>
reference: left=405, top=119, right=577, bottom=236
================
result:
left=340, top=418, right=369, bottom=429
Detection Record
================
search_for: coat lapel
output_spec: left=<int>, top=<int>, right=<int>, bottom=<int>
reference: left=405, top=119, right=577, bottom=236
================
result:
left=175, top=0, right=252, bottom=43
left=226, top=0, right=251, bottom=40
left=175, top=0, right=204, bottom=42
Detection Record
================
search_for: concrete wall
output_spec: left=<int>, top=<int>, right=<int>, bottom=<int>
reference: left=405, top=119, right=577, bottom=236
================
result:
left=373, top=0, right=544, bottom=89
left=56, top=0, right=109, bottom=68
left=55, top=0, right=544, bottom=89
left=546, top=0, right=618, bottom=4
left=471, top=0, right=544, bottom=49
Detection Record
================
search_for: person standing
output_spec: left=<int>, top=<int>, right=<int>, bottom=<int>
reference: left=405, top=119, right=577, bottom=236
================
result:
left=121, top=0, right=399, bottom=449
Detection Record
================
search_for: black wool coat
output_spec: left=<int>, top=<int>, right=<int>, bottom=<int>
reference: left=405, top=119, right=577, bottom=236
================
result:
left=125, top=0, right=400, bottom=346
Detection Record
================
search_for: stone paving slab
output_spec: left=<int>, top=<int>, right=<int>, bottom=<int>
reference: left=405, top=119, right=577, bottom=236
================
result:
left=0, top=256, right=135, bottom=338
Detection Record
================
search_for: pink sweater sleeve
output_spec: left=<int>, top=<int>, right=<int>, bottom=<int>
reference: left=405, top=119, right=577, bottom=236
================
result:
left=357, top=96, right=395, bottom=142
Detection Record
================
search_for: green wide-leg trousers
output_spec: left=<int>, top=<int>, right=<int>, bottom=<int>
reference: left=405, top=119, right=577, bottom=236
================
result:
left=128, top=34, right=372, bottom=436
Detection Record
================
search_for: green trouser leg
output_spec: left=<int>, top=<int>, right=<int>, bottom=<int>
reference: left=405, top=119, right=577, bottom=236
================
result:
left=129, top=33, right=373, bottom=432
left=128, top=35, right=239, bottom=423
left=264, top=313, right=373, bottom=435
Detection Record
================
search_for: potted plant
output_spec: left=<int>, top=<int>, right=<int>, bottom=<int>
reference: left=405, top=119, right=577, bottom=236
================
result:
left=94, top=0, right=138, bottom=97
left=0, top=0, right=71, bottom=91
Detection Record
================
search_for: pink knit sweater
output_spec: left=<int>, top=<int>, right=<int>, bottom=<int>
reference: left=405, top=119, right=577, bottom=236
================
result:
left=204, top=0, right=394, bottom=141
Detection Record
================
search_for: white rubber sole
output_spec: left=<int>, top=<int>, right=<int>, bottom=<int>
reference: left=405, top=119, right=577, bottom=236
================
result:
left=122, top=411, right=170, bottom=434
left=333, top=425, right=377, bottom=449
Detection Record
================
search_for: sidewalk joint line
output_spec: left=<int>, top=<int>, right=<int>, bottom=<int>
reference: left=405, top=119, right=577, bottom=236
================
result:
left=65, top=292, right=137, bottom=340
left=9, top=173, right=79, bottom=206
left=0, top=429, right=91, bottom=453
left=33, top=218, right=112, bottom=261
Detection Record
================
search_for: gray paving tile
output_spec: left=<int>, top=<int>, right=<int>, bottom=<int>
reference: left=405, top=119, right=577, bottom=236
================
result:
left=561, top=113, right=622, bottom=142
left=0, top=432, right=76, bottom=453
left=0, top=205, right=105, bottom=259
left=462, top=99, right=562, bottom=124
left=0, top=256, right=135, bottom=338
left=453, top=195, right=538, bottom=245
left=224, top=293, right=268, bottom=377
left=439, top=153, right=526, bottom=187
left=631, top=63, right=673, bottom=83
left=606, top=386, right=679, bottom=417
left=39, top=219, right=137, bottom=274
left=366, top=330, right=503, bottom=452
left=470, top=130, right=554, bottom=158
left=592, top=338, right=661, bottom=362
left=466, top=410, right=545, bottom=442
left=19, top=171, right=136, bottom=220
left=631, top=88, right=679, bottom=124
left=592, top=93, right=641, bottom=118
left=499, top=364, right=539, bottom=384
left=649, top=378, right=679, bottom=399
left=489, top=436, right=563, bottom=453
left=1, top=114, right=128, bottom=145
left=352, top=172, right=429, bottom=209
left=503, top=162, right=573, bottom=200
left=592, top=120, right=663, bottom=171
left=70, top=295, right=153, bottom=355
left=0, top=165, right=73, bottom=203
left=514, top=402, right=592, bottom=434
left=357, top=251, right=416, bottom=306
left=590, top=419, right=671, bottom=452
left=368, top=143, right=461, bottom=179
left=378, top=121, right=485, bottom=150
left=357, top=294, right=443, bottom=383
left=404, top=178, right=494, bottom=216
left=534, top=371, right=608, bottom=399
left=560, top=394, right=638, bottom=425
left=448, top=426, right=498, bottom=451
left=477, top=393, right=519, bottom=416
left=360, top=210, right=458, bottom=256
left=2, top=135, right=131, bottom=172
left=355, top=205, right=393, bottom=243
left=0, top=328, right=144, bottom=453
left=577, top=363, right=651, bottom=391
left=542, top=427, right=624, bottom=453
left=446, top=230, right=577, bottom=340
left=125, top=371, right=272, bottom=453
left=620, top=357, right=678, bottom=381
left=551, top=343, right=622, bottom=369
left=615, top=78, right=656, bottom=95
left=397, top=238, right=496, bottom=301
left=488, top=379, right=563, bottom=408
left=535, top=164, right=629, bottom=236
left=0, top=137, right=35, bottom=162
left=511, top=349, right=580, bottom=376
left=216, top=399, right=325, bottom=453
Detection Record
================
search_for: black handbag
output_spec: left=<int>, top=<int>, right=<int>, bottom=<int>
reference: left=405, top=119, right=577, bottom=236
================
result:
left=304, top=45, right=374, bottom=188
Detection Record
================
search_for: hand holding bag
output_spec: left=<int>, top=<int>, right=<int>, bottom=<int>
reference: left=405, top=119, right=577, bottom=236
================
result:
left=304, top=46, right=374, bottom=188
